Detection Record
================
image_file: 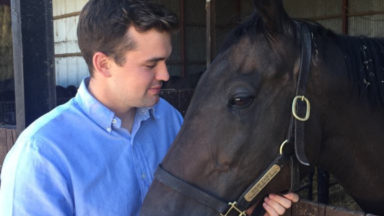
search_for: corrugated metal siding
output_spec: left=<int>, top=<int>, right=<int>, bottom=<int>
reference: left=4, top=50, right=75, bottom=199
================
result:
left=185, top=0, right=205, bottom=75
left=52, top=0, right=384, bottom=87
left=285, top=0, right=384, bottom=36
left=285, top=0, right=343, bottom=34
left=317, top=19, right=344, bottom=34
left=52, top=0, right=88, bottom=87
left=349, top=0, right=383, bottom=12
left=349, top=14, right=384, bottom=37
left=52, top=0, right=187, bottom=86
left=53, top=0, right=87, bottom=16
left=285, top=0, right=341, bottom=19
left=349, top=0, right=384, bottom=37
left=54, top=16, right=79, bottom=54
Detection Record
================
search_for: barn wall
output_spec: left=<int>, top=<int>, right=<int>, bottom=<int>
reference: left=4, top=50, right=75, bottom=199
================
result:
left=284, top=0, right=343, bottom=33
left=52, top=0, right=87, bottom=87
left=0, top=4, right=12, bottom=82
left=0, top=3, right=15, bottom=126
left=284, top=0, right=384, bottom=37
left=51, top=0, right=384, bottom=87
left=52, top=0, right=198, bottom=87
left=184, top=0, right=206, bottom=76
left=349, top=0, right=384, bottom=37
left=215, top=0, right=253, bottom=56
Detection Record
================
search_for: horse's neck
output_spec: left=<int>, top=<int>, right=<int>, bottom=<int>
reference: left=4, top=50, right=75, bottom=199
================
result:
left=316, top=86, right=384, bottom=210
left=310, top=34, right=384, bottom=210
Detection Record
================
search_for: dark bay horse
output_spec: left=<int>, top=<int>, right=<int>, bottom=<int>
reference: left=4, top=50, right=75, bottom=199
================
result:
left=141, top=0, right=384, bottom=215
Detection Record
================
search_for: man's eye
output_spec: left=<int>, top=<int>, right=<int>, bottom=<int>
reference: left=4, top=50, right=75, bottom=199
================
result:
left=146, top=64, right=156, bottom=69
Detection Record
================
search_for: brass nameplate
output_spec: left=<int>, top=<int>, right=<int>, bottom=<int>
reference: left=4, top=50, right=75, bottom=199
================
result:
left=244, top=164, right=281, bottom=202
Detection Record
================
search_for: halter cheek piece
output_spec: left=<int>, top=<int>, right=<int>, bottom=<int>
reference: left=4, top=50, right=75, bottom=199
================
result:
left=154, top=22, right=312, bottom=216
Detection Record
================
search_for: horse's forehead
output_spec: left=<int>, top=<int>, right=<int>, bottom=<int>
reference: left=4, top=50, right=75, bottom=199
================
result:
left=227, top=36, right=273, bottom=75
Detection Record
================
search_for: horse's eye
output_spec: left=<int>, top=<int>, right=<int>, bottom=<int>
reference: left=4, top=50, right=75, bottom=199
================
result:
left=228, top=95, right=255, bottom=109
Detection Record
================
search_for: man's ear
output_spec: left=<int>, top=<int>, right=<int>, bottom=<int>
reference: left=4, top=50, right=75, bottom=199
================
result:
left=92, top=52, right=112, bottom=77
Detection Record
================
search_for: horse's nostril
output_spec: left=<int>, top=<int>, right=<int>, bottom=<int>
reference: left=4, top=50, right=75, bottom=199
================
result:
left=214, top=163, right=230, bottom=172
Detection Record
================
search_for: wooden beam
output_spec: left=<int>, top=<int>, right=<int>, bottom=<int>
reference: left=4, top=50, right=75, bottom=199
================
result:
left=206, top=0, right=211, bottom=68
left=300, top=10, right=384, bottom=21
left=11, top=0, right=56, bottom=134
left=53, top=11, right=80, bottom=20
left=0, top=0, right=10, bottom=6
left=342, top=0, right=349, bottom=34
left=205, top=0, right=216, bottom=67
left=179, top=0, right=186, bottom=77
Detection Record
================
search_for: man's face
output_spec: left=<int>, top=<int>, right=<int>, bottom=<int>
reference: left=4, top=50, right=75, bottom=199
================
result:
left=107, top=27, right=172, bottom=112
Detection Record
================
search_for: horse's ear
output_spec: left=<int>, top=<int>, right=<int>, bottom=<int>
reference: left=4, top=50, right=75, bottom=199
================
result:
left=253, top=0, right=290, bottom=34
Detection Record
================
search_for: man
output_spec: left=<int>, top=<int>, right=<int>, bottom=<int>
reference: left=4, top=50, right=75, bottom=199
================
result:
left=0, top=0, right=298, bottom=215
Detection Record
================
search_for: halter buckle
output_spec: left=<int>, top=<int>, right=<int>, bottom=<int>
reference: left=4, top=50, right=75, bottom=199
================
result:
left=292, top=95, right=310, bottom=121
left=220, top=201, right=246, bottom=216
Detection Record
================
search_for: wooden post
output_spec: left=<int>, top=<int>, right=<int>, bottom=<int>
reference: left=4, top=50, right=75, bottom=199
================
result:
left=205, top=0, right=215, bottom=67
left=342, top=0, right=349, bottom=34
left=0, top=126, right=16, bottom=169
left=10, top=0, right=56, bottom=135
left=206, top=0, right=211, bottom=68
left=179, top=0, right=186, bottom=78
left=317, top=168, right=330, bottom=204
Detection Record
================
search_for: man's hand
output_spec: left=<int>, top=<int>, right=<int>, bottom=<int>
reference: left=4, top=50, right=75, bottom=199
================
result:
left=262, top=193, right=299, bottom=216
left=245, top=193, right=299, bottom=216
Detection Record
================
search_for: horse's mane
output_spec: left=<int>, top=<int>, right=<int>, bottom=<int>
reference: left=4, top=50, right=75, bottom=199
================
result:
left=308, top=23, right=384, bottom=106
left=220, top=13, right=384, bottom=107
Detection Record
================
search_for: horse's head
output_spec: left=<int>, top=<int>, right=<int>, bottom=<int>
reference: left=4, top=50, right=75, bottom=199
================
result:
left=141, top=0, right=325, bottom=215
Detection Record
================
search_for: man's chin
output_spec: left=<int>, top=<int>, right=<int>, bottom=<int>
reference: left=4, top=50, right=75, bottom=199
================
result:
left=144, top=96, right=160, bottom=107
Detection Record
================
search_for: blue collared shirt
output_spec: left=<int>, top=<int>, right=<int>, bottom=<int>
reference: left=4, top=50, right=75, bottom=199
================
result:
left=0, top=78, right=183, bottom=216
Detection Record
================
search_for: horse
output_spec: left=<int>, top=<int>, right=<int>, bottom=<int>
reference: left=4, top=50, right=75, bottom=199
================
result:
left=140, top=0, right=384, bottom=215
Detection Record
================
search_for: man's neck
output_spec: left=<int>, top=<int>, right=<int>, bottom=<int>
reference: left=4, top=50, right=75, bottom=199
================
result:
left=117, top=108, right=136, bottom=133
left=88, top=77, right=136, bottom=132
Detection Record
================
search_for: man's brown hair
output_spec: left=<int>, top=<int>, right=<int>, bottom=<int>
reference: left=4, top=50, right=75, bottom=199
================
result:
left=77, top=0, right=178, bottom=75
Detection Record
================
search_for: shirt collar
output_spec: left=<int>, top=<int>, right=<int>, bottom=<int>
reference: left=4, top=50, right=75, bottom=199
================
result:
left=137, top=106, right=158, bottom=121
left=74, top=77, right=159, bottom=133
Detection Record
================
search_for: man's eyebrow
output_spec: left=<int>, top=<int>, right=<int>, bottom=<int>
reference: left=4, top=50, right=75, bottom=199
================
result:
left=145, top=57, right=167, bottom=63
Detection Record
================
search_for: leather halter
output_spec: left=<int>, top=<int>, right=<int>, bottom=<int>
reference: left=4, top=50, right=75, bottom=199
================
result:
left=154, top=22, right=312, bottom=216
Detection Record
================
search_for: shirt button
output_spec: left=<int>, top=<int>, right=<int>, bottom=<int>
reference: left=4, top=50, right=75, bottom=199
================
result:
left=106, top=127, right=112, bottom=132
left=141, top=174, right=146, bottom=179
left=112, top=118, right=117, bottom=124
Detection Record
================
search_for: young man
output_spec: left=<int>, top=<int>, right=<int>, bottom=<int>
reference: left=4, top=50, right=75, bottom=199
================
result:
left=0, top=0, right=298, bottom=215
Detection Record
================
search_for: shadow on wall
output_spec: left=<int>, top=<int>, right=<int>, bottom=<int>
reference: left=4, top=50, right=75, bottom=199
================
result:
left=0, top=84, right=78, bottom=126
left=56, top=85, right=77, bottom=105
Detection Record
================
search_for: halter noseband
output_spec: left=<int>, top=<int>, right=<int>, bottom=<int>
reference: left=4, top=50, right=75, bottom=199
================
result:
left=154, top=22, right=312, bottom=216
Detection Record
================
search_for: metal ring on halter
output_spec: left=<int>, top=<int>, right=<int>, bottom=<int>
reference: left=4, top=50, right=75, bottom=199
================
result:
left=279, top=140, right=289, bottom=155
left=220, top=202, right=246, bottom=216
left=292, top=95, right=311, bottom=121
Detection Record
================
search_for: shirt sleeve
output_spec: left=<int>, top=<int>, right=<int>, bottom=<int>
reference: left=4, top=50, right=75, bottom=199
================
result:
left=0, top=136, right=73, bottom=216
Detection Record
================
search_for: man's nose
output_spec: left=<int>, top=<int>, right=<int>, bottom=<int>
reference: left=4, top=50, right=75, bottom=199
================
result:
left=156, top=62, right=170, bottom=82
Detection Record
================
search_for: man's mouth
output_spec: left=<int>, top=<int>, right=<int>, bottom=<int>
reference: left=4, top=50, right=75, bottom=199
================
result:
left=149, top=85, right=162, bottom=94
